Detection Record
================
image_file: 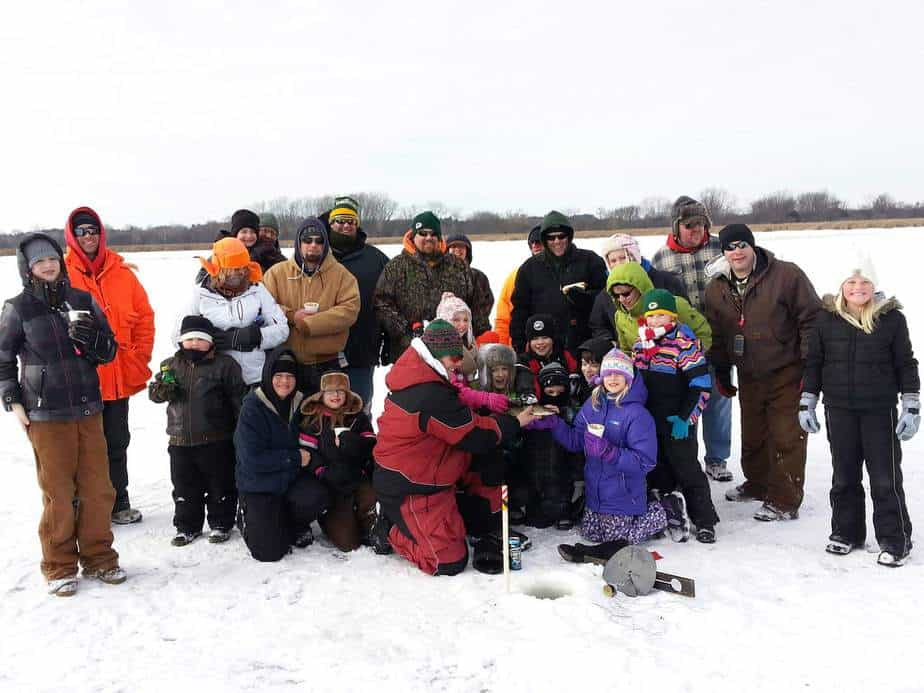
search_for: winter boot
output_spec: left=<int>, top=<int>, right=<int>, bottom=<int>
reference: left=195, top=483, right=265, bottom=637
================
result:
left=111, top=508, right=143, bottom=525
left=825, top=536, right=856, bottom=555
left=171, top=531, right=200, bottom=547
left=705, top=461, right=733, bottom=482
left=695, top=526, right=717, bottom=544
left=368, top=503, right=394, bottom=555
left=556, top=518, right=574, bottom=531
left=208, top=528, right=231, bottom=544
left=725, top=484, right=762, bottom=502
left=753, top=502, right=799, bottom=522
left=877, top=546, right=911, bottom=567
left=83, top=566, right=127, bottom=585
left=557, top=540, right=629, bottom=565
left=661, top=491, right=691, bottom=542
left=508, top=506, right=527, bottom=525
left=293, top=527, right=315, bottom=549
left=472, top=535, right=504, bottom=574
left=47, top=576, right=78, bottom=597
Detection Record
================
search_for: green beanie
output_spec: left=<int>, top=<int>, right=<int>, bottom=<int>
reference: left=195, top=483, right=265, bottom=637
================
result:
left=640, top=288, right=678, bottom=316
left=540, top=210, right=573, bottom=238
left=422, top=319, right=463, bottom=359
left=259, top=213, right=279, bottom=232
left=412, top=211, right=441, bottom=237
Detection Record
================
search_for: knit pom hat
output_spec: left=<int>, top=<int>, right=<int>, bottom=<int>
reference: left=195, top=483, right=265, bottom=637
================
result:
left=526, top=313, right=556, bottom=341
left=538, top=361, right=569, bottom=390
left=422, top=319, right=463, bottom=359
left=600, top=234, right=641, bottom=267
left=718, top=223, right=755, bottom=251
left=640, top=288, right=678, bottom=317
left=841, top=254, right=878, bottom=287
left=435, top=292, right=473, bottom=345
left=231, top=209, right=260, bottom=236
left=412, top=211, right=441, bottom=237
left=178, top=315, right=215, bottom=344
left=600, top=348, right=634, bottom=387
left=330, top=196, right=360, bottom=223
left=258, top=212, right=280, bottom=232
left=671, top=196, right=712, bottom=239
left=198, top=237, right=263, bottom=282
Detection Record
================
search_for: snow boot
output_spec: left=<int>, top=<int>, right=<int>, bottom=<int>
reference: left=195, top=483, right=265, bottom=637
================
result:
left=472, top=535, right=504, bottom=574
left=705, top=461, right=733, bottom=482
left=753, top=502, right=799, bottom=522
left=83, top=566, right=127, bottom=585
left=661, top=491, right=691, bottom=542
left=368, top=503, right=394, bottom=555
left=111, top=508, right=143, bottom=525
left=695, top=526, right=716, bottom=544
left=47, top=576, right=78, bottom=597
left=725, top=484, right=762, bottom=502
left=508, top=506, right=527, bottom=525
left=556, top=518, right=574, bottom=531
left=557, top=540, right=629, bottom=565
left=825, top=536, right=855, bottom=555
left=293, top=527, right=315, bottom=549
left=208, top=528, right=231, bottom=544
left=171, top=531, right=200, bottom=547
left=877, top=547, right=910, bottom=567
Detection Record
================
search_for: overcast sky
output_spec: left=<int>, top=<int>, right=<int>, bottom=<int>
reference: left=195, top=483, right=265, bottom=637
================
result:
left=2, top=0, right=922, bottom=232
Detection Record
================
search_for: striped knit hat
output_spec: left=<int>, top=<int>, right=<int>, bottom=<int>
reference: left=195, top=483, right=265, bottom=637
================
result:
left=600, top=348, right=634, bottom=387
left=422, top=319, right=463, bottom=359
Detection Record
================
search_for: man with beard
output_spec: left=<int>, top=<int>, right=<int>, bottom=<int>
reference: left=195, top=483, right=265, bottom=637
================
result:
left=318, top=196, right=388, bottom=411
left=64, top=207, right=155, bottom=525
left=263, top=217, right=360, bottom=395
left=510, top=211, right=607, bottom=354
left=374, top=212, right=485, bottom=361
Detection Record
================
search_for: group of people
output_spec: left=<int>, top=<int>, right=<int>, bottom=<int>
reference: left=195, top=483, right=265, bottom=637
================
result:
left=0, top=195, right=917, bottom=597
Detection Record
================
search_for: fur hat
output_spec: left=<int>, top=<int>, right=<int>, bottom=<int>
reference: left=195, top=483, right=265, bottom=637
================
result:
left=671, top=196, right=712, bottom=239
left=230, top=209, right=260, bottom=236
left=478, top=343, right=517, bottom=390
left=600, top=234, right=641, bottom=267
left=600, top=348, right=634, bottom=387
left=422, top=319, right=463, bottom=359
left=198, top=237, right=263, bottom=282
left=178, top=315, right=215, bottom=344
left=300, top=370, right=364, bottom=415
left=538, top=361, right=569, bottom=390
left=526, top=313, right=556, bottom=341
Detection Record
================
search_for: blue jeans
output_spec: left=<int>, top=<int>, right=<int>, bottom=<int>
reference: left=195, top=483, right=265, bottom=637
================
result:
left=346, top=366, right=374, bottom=414
left=703, top=370, right=732, bottom=464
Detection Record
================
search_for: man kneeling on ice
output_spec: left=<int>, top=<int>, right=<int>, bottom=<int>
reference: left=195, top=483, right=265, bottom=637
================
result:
left=372, top=320, right=537, bottom=575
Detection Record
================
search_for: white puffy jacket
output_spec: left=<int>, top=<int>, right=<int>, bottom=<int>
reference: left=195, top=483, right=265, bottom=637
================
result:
left=173, top=283, right=289, bottom=384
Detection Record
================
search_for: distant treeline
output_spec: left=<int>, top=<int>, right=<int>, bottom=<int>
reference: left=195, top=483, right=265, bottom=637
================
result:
left=3, top=189, right=922, bottom=249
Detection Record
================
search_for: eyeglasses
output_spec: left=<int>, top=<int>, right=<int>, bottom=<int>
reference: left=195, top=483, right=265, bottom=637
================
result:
left=545, top=232, right=568, bottom=241
left=725, top=241, right=750, bottom=251
left=331, top=218, right=357, bottom=227
left=612, top=289, right=635, bottom=299
left=73, top=226, right=100, bottom=237
left=302, top=236, right=325, bottom=245
left=416, top=230, right=439, bottom=238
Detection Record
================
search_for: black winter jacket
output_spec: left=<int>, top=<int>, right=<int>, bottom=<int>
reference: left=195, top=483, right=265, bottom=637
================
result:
left=0, top=234, right=117, bottom=422
left=589, top=262, right=687, bottom=341
left=149, top=349, right=247, bottom=446
left=803, top=296, right=919, bottom=410
left=234, top=348, right=306, bottom=495
left=510, top=245, right=607, bottom=353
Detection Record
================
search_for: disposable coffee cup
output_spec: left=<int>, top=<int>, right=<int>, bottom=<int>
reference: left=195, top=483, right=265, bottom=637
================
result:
left=587, top=423, right=605, bottom=438
left=67, top=310, right=91, bottom=323
left=303, top=302, right=320, bottom=314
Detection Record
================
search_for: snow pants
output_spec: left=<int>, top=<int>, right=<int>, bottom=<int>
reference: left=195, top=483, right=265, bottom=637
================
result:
left=103, top=397, right=131, bottom=513
left=521, top=429, right=574, bottom=527
left=238, top=472, right=331, bottom=562
left=738, top=363, right=807, bottom=513
left=388, top=471, right=501, bottom=576
left=28, top=415, right=119, bottom=580
left=648, top=424, right=719, bottom=529
left=169, top=439, right=237, bottom=534
left=825, top=406, right=913, bottom=554
left=319, top=480, right=378, bottom=552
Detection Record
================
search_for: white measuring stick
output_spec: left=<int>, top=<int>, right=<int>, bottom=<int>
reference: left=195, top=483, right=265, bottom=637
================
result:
left=501, top=484, right=510, bottom=593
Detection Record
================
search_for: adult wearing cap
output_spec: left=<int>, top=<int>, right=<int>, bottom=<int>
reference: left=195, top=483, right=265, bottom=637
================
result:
left=229, top=209, right=286, bottom=274
left=176, top=237, right=289, bottom=386
left=64, top=207, right=155, bottom=525
left=589, top=233, right=686, bottom=344
left=254, top=212, right=287, bottom=271
left=234, top=347, right=331, bottom=561
left=263, top=217, right=360, bottom=395
left=318, top=196, right=389, bottom=410
left=374, top=211, right=485, bottom=361
left=445, top=232, right=494, bottom=339
left=704, top=224, right=822, bottom=521
left=373, top=320, right=537, bottom=575
left=510, top=211, right=607, bottom=354
left=0, top=233, right=125, bottom=596
left=494, top=225, right=543, bottom=347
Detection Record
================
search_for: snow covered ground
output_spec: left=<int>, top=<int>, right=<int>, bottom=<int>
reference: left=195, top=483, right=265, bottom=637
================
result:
left=1, top=227, right=922, bottom=692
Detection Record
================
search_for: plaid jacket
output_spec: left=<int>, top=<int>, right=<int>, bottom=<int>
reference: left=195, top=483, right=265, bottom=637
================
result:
left=650, top=235, right=723, bottom=312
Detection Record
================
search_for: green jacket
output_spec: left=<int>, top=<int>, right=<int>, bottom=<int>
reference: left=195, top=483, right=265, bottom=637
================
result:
left=605, top=262, right=712, bottom=353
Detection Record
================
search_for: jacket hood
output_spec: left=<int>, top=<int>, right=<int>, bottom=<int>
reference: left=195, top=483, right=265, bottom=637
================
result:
left=478, top=343, right=516, bottom=390
left=822, top=293, right=901, bottom=317
left=64, top=206, right=107, bottom=275
left=16, top=232, right=68, bottom=287
left=620, top=368, right=648, bottom=407
left=385, top=337, right=452, bottom=392
left=445, top=233, right=473, bottom=264
left=294, top=217, right=330, bottom=271
left=258, top=346, right=301, bottom=417
left=605, top=261, right=654, bottom=310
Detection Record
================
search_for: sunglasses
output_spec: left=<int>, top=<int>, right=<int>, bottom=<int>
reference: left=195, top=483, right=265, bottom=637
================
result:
left=73, top=226, right=100, bottom=237
left=331, top=217, right=357, bottom=227
left=682, top=222, right=705, bottom=230
left=416, top=230, right=439, bottom=238
left=612, top=289, right=635, bottom=299
left=545, top=232, right=568, bottom=241
left=725, top=241, right=750, bottom=251
left=302, top=236, right=325, bottom=245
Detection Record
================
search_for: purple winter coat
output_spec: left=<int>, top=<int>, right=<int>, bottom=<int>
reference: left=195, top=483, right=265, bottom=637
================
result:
left=550, top=374, right=657, bottom=516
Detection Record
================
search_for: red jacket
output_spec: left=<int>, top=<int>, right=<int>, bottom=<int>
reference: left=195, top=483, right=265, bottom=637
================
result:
left=63, top=206, right=155, bottom=400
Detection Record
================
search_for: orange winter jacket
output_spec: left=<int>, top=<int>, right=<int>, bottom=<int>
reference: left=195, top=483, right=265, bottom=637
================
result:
left=64, top=206, right=155, bottom=400
left=493, top=267, right=518, bottom=347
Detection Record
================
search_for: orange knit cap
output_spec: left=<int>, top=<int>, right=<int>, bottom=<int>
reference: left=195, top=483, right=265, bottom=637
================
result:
left=198, top=237, right=263, bottom=282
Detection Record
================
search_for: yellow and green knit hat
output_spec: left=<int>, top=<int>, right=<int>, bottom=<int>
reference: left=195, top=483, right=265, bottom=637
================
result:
left=640, top=288, right=678, bottom=317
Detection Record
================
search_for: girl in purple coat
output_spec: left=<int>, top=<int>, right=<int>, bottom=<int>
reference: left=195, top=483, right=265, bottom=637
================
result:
left=535, top=349, right=667, bottom=562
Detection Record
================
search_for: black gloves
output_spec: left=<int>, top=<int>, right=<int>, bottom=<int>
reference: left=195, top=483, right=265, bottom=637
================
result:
left=714, top=367, right=737, bottom=398
left=213, top=325, right=263, bottom=352
left=68, top=314, right=116, bottom=364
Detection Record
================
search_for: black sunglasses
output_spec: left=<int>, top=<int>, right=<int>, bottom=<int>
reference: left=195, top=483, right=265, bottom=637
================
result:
left=416, top=230, right=439, bottom=238
left=545, top=232, right=568, bottom=241
left=612, top=289, right=635, bottom=298
left=302, top=236, right=325, bottom=245
left=73, top=226, right=100, bottom=238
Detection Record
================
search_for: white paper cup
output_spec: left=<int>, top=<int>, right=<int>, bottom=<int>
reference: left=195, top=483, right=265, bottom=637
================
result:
left=587, top=423, right=605, bottom=438
left=303, top=302, right=320, bottom=314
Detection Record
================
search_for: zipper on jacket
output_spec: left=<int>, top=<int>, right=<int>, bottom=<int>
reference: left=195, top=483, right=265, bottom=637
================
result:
left=37, top=367, right=46, bottom=408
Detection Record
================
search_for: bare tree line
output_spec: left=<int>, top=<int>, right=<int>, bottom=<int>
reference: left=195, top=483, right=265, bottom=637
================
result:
left=2, top=189, right=922, bottom=250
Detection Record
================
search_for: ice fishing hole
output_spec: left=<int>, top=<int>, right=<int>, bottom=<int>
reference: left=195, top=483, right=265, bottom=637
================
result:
left=519, top=579, right=574, bottom=600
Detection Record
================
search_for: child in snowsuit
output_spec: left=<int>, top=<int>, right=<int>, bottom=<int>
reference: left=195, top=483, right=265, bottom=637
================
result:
left=575, top=336, right=615, bottom=405
left=632, top=289, right=719, bottom=544
left=149, top=315, right=248, bottom=546
left=801, top=263, right=918, bottom=567
left=298, top=371, right=379, bottom=552
left=537, top=348, right=666, bottom=562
